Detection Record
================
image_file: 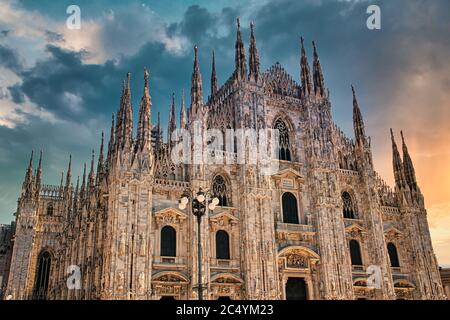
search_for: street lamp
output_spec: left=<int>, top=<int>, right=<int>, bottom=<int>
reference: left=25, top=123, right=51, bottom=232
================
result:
left=179, top=188, right=219, bottom=300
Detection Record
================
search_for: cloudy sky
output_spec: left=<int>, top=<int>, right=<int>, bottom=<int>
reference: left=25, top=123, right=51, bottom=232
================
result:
left=0, top=0, right=449, bottom=265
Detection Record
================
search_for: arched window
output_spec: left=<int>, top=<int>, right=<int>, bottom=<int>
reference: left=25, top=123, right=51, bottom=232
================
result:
left=349, top=240, right=363, bottom=266
left=33, top=251, right=52, bottom=300
left=212, top=175, right=230, bottom=207
left=216, top=230, right=230, bottom=260
left=342, top=192, right=357, bottom=219
left=282, top=192, right=299, bottom=224
left=46, top=203, right=54, bottom=216
left=387, top=243, right=400, bottom=268
left=161, top=226, right=176, bottom=257
left=274, top=119, right=291, bottom=161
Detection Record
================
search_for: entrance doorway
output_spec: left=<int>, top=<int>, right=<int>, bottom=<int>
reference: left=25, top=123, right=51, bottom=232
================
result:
left=285, top=277, right=308, bottom=300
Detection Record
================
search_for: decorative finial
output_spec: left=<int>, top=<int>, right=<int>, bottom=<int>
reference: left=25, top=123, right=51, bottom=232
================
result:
left=237, top=17, right=240, bottom=29
left=144, top=67, right=149, bottom=88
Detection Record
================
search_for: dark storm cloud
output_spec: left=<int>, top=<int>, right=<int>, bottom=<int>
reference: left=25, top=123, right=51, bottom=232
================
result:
left=44, top=30, right=65, bottom=43
left=1, top=30, right=10, bottom=38
left=0, top=44, right=23, bottom=73
left=11, top=45, right=122, bottom=121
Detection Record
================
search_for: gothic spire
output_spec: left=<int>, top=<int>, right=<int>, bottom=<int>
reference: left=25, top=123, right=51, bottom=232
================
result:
left=312, top=41, right=325, bottom=97
left=300, top=37, right=312, bottom=97
left=234, top=17, right=247, bottom=81
left=73, top=175, right=80, bottom=214
left=352, top=86, right=366, bottom=145
left=22, top=150, right=34, bottom=198
left=168, top=92, right=177, bottom=144
left=136, top=68, right=152, bottom=152
left=211, top=50, right=218, bottom=96
left=59, top=171, right=64, bottom=191
left=80, top=162, right=87, bottom=201
left=391, top=129, right=406, bottom=190
left=115, top=80, right=126, bottom=151
left=97, top=131, right=105, bottom=182
left=248, top=21, right=260, bottom=82
left=180, top=89, right=187, bottom=130
left=35, top=150, right=43, bottom=192
left=401, top=131, right=418, bottom=191
left=65, top=154, right=72, bottom=190
left=115, top=72, right=133, bottom=152
left=123, top=72, right=133, bottom=150
left=107, top=113, right=115, bottom=167
left=88, top=150, right=95, bottom=190
left=190, top=46, right=203, bottom=117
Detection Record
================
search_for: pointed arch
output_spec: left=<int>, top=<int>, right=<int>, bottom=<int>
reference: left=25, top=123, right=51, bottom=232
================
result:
left=282, top=192, right=299, bottom=224
left=212, top=173, right=232, bottom=207
left=32, top=250, right=53, bottom=300
left=216, top=230, right=230, bottom=260
left=349, top=239, right=363, bottom=266
left=273, top=116, right=293, bottom=161
left=46, top=203, right=54, bottom=216
left=342, top=191, right=358, bottom=219
left=387, top=242, right=400, bottom=267
left=161, top=226, right=176, bottom=257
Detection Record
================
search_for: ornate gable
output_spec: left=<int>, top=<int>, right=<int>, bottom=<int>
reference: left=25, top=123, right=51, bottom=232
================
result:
left=263, top=62, right=300, bottom=98
left=154, top=207, right=188, bottom=226
left=272, top=168, right=304, bottom=190
left=384, top=227, right=403, bottom=241
left=209, top=210, right=239, bottom=231
left=345, top=223, right=366, bottom=239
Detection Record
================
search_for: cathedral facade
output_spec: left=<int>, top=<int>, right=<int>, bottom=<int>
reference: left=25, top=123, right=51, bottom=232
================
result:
left=1, top=20, right=446, bottom=300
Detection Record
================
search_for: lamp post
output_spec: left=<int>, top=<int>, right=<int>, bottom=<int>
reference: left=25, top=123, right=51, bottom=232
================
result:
left=179, top=188, right=219, bottom=300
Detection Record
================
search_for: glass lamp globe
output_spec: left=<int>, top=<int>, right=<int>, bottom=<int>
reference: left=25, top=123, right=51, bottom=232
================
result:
left=181, top=197, right=189, bottom=205
left=212, top=197, right=219, bottom=205
left=208, top=203, right=216, bottom=211
left=197, top=194, right=205, bottom=203
left=178, top=203, right=187, bottom=210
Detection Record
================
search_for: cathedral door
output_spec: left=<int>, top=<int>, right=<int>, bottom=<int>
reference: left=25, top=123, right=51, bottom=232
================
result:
left=285, top=277, right=308, bottom=300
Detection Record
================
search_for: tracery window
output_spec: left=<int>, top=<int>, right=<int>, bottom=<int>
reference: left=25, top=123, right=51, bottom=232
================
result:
left=274, top=119, right=291, bottom=161
left=216, top=230, right=230, bottom=260
left=161, top=226, right=176, bottom=257
left=46, top=203, right=54, bottom=216
left=387, top=243, right=400, bottom=268
left=349, top=240, right=363, bottom=266
left=32, top=251, right=52, bottom=300
left=212, top=175, right=230, bottom=207
left=282, top=192, right=299, bottom=224
left=342, top=192, right=357, bottom=219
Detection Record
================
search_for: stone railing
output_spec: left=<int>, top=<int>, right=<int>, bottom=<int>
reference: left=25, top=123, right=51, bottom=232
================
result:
left=154, top=179, right=190, bottom=189
left=276, top=222, right=315, bottom=233
left=210, top=258, right=240, bottom=269
left=40, top=184, right=64, bottom=199
left=153, top=255, right=186, bottom=266
left=339, top=169, right=360, bottom=177
left=382, top=206, right=400, bottom=215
